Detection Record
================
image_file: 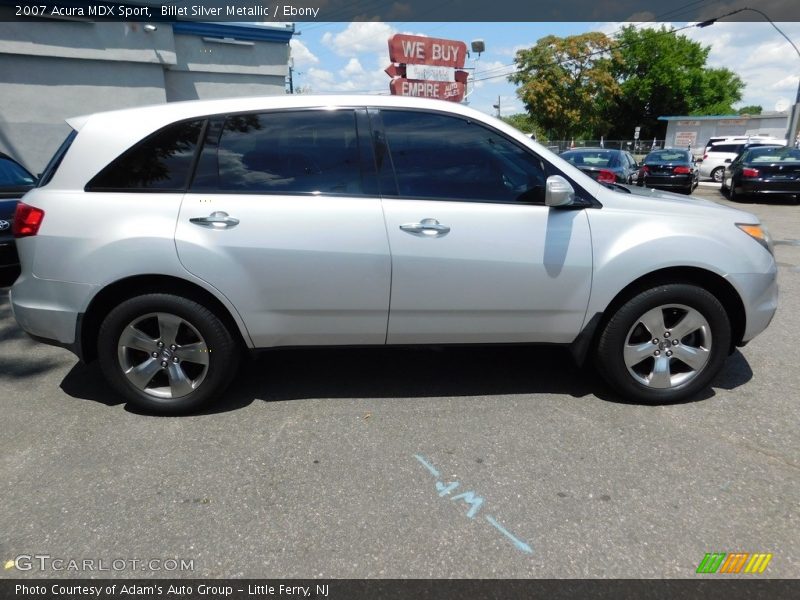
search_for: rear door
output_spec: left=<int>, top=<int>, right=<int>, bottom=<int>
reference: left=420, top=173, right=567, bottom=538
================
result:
left=372, top=109, right=593, bottom=345
left=175, top=108, right=391, bottom=347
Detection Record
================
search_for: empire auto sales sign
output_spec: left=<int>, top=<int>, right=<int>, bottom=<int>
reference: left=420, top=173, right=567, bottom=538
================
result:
left=386, top=34, right=468, bottom=102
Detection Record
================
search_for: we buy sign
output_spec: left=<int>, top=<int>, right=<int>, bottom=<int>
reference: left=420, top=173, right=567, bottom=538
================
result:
left=388, top=34, right=467, bottom=68
left=387, top=34, right=468, bottom=102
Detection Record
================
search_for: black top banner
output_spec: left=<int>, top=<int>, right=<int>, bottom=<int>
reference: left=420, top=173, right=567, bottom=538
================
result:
left=2, top=580, right=800, bottom=600
left=1, top=0, right=799, bottom=22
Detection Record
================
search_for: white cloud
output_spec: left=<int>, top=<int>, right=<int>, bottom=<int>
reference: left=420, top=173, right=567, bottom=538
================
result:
left=321, top=22, right=397, bottom=57
left=289, top=39, right=318, bottom=68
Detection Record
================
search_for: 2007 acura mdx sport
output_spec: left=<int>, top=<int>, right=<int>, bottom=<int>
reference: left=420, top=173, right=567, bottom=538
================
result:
left=10, top=96, right=778, bottom=414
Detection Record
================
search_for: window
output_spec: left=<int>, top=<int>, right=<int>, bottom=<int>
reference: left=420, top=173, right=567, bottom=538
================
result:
left=380, top=110, right=548, bottom=203
left=0, top=157, right=35, bottom=187
left=86, top=120, right=204, bottom=191
left=192, top=110, right=362, bottom=195
left=710, top=144, right=744, bottom=154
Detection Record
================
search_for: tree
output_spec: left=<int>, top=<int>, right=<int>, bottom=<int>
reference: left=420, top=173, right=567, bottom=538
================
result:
left=501, top=113, right=540, bottom=137
left=605, top=26, right=744, bottom=138
left=737, top=105, right=763, bottom=115
left=510, top=33, right=621, bottom=140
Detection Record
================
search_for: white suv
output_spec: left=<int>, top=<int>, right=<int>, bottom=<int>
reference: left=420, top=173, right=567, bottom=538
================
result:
left=9, top=95, right=778, bottom=413
left=700, top=137, right=786, bottom=182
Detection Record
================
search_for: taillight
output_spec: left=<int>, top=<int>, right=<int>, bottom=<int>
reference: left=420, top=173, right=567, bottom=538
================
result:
left=673, top=166, right=691, bottom=174
left=597, top=169, right=616, bottom=183
left=641, top=165, right=650, bottom=173
left=703, top=154, right=708, bottom=160
left=13, top=202, right=45, bottom=238
left=742, top=167, right=759, bottom=178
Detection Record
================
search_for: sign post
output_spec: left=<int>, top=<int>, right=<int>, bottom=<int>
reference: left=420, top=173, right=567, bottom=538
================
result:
left=386, top=34, right=468, bottom=103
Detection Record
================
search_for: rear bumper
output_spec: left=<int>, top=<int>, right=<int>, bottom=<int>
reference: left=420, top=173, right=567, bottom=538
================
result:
left=642, top=175, right=694, bottom=190
left=10, top=273, right=96, bottom=359
left=739, top=180, right=800, bottom=197
left=0, top=239, right=19, bottom=268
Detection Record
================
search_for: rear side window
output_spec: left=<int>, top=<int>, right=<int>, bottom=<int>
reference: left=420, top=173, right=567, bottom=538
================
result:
left=86, top=120, right=205, bottom=191
left=192, top=110, right=362, bottom=195
left=710, top=144, right=743, bottom=154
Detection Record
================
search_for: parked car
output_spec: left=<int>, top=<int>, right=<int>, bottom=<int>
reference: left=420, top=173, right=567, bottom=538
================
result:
left=637, top=148, right=699, bottom=194
left=699, top=138, right=785, bottom=183
left=10, top=96, right=777, bottom=414
left=721, top=145, right=800, bottom=202
left=0, top=152, right=37, bottom=272
left=560, top=148, right=639, bottom=184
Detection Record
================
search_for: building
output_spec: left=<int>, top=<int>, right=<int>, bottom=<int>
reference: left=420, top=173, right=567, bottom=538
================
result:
left=658, top=112, right=790, bottom=154
left=0, top=20, right=294, bottom=172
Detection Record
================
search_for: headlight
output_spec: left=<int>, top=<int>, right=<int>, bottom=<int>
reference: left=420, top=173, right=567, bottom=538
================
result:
left=736, top=223, right=774, bottom=255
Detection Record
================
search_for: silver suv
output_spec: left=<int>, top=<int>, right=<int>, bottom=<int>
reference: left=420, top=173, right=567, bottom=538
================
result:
left=10, top=96, right=778, bottom=414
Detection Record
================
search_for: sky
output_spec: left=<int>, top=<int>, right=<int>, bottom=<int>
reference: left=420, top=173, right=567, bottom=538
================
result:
left=285, top=21, right=800, bottom=124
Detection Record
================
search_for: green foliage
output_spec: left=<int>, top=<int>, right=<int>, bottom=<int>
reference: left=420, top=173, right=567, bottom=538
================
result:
left=606, top=26, right=743, bottom=138
left=510, top=32, right=621, bottom=140
left=501, top=113, right=540, bottom=138
left=737, top=105, right=763, bottom=115
left=510, top=25, right=746, bottom=140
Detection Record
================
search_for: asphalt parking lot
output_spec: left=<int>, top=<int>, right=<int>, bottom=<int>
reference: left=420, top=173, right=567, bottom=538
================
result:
left=1, top=184, right=798, bottom=579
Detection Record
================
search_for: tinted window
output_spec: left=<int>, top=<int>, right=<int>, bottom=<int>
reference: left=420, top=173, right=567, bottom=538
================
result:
left=87, top=120, right=204, bottom=191
left=744, top=146, right=800, bottom=164
left=709, top=144, right=744, bottom=154
left=192, top=110, right=362, bottom=195
left=381, top=110, right=547, bottom=203
left=644, top=150, right=691, bottom=163
left=561, top=150, right=619, bottom=168
left=0, top=157, right=35, bottom=187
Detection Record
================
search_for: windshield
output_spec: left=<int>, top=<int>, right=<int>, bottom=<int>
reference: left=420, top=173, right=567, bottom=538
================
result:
left=0, top=157, right=36, bottom=187
left=644, top=150, right=691, bottom=163
left=561, top=150, right=618, bottom=168
left=742, top=146, right=800, bottom=164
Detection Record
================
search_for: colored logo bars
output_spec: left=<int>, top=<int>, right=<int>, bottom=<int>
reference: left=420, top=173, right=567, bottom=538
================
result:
left=696, top=552, right=773, bottom=574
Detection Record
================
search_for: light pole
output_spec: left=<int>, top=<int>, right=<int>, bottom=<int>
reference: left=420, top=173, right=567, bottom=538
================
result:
left=697, top=7, right=800, bottom=145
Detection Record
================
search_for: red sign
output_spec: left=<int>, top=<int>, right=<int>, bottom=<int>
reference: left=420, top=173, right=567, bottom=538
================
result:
left=388, top=34, right=467, bottom=68
left=390, top=79, right=466, bottom=103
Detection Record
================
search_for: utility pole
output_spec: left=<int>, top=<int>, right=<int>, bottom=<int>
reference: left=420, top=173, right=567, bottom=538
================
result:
left=493, top=96, right=501, bottom=117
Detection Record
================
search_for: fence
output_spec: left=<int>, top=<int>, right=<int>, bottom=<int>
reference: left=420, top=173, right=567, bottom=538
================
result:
left=545, top=139, right=668, bottom=156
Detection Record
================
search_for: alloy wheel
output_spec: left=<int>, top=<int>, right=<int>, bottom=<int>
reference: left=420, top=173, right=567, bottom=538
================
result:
left=117, top=312, right=210, bottom=399
left=622, top=304, right=712, bottom=389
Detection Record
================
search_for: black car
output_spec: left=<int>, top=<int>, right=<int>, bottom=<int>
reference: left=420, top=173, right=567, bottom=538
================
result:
left=637, top=149, right=698, bottom=195
left=560, top=148, right=640, bottom=184
left=0, top=152, right=37, bottom=271
left=722, top=145, right=800, bottom=202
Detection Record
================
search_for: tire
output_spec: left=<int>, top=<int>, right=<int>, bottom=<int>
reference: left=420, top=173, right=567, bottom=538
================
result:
left=682, top=185, right=693, bottom=195
left=729, top=180, right=746, bottom=202
left=595, top=284, right=731, bottom=404
left=98, top=294, right=239, bottom=414
left=711, top=167, right=724, bottom=183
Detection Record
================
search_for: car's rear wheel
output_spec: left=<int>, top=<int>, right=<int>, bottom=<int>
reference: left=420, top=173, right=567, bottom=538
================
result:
left=596, top=284, right=731, bottom=403
left=98, top=294, right=239, bottom=414
left=711, top=167, right=724, bottom=183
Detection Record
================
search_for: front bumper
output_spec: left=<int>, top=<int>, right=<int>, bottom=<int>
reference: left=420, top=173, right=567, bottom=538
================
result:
left=727, top=267, right=778, bottom=343
left=10, top=273, right=96, bottom=358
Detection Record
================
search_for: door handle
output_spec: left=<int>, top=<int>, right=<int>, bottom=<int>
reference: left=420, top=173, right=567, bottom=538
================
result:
left=399, top=218, right=450, bottom=237
left=189, top=211, right=240, bottom=229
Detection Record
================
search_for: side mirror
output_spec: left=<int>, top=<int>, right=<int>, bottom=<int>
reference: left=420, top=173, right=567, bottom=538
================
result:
left=545, top=175, right=575, bottom=207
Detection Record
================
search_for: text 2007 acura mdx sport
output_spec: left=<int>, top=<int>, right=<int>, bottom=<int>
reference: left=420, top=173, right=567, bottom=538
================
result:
left=10, top=96, right=778, bottom=414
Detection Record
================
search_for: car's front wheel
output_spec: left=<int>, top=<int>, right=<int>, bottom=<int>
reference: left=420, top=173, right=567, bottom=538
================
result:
left=98, top=294, right=239, bottom=414
left=596, top=284, right=731, bottom=403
